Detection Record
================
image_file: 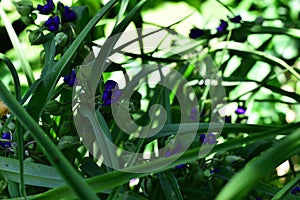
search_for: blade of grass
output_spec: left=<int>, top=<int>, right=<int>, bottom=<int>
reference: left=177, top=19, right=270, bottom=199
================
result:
left=0, top=80, right=99, bottom=200
left=0, top=6, right=34, bottom=86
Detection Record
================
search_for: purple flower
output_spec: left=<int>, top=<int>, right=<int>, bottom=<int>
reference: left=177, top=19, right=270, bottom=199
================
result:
left=102, top=80, right=122, bottom=106
left=175, top=164, right=186, bottom=169
left=216, top=20, right=228, bottom=32
left=189, top=107, right=198, bottom=121
left=104, top=80, right=117, bottom=91
left=200, top=133, right=216, bottom=145
left=45, top=16, right=60, bottom=32
left=210, top=168, right=219, bottom=174
left=0, top=132, right=12, bottom=148
left=291, top=186, right=300, bottom=195
left=64, top=69, right=76, bottom=87
left=165, top=146, right=186, bottom=169
left=235, top=106, right=247, bottom=115
left=224, top=115, right=231, bottom=123
left=37, top=0, right=54, bottom=15
left=229, top=15, right=242, bottom=23
left=189, top=28, right=204, bottom=39
left=62, top=6, right=76, bottom=22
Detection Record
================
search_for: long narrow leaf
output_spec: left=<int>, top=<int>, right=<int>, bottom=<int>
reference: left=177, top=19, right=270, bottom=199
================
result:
left=0, top=53, right=21, bottom=101
left=0, top=157, right=64, bottom=188
left=0, top=6, right=34, bottom=86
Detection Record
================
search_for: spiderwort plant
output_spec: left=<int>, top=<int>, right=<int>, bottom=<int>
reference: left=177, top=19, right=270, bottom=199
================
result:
left=5, top=0, right=300, bottom=199
left=26, top=0, right=77, bottom=35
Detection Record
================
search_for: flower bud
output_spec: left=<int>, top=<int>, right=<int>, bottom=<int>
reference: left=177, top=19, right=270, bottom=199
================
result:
left=44, top=100, right=61, bottom=115
left=55, top=32, right=68, bottom=47
left=40, top=50, right=45, bottom=66
left=58, top=136, right=80, bottom=150
left=28, top=29, right=46, bottom=45
left=20, top=16, right=34, bottom=25
left=15, top=1, right=33, bottom=16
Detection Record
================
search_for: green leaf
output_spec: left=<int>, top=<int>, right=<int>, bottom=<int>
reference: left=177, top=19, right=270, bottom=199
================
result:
left=0, top=157, right=64, bottom=188
left=158, top=171, right=184, bottom=200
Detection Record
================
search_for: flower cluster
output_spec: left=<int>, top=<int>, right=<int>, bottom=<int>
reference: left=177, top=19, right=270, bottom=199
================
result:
left=0, top=132, right=12, bottom=149
left=189, top=15, right=242, bottom=39
left=64, top=69, right=76, bottom=87
left=102, top=80, right=122, bottom=106
left=37, top=0, right=76, bottom=32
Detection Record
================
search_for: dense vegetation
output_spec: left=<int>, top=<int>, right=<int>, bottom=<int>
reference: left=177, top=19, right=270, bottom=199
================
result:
left=1, top=0, right=300, bottom=199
